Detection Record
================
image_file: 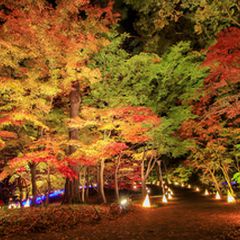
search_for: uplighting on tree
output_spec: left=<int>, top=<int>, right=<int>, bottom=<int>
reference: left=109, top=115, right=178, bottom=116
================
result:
left=168, top=193, right=173, bottom=200
left=215, top=192, right=221, bottom=200
left=227, top=191, right=236, bottom=203
left=204, top=189, right=209, bottom=196
left=168, top=188, right=174, bottom=195
left=162, top=194, right=168, bottom=203
left=120, top=198, right=128, bottom=206
left=142, top=194, right=151, bottom=208
left=23, top=199, right=31, bottom=207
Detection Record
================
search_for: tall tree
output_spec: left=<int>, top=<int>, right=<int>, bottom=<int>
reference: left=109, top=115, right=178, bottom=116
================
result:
left=181, top=27, right=240, bottom=194
left=0, top=0, right=118, bottom=203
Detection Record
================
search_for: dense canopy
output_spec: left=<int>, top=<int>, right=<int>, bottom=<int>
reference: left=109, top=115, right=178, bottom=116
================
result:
left=0, top=0, right=239, bottom=207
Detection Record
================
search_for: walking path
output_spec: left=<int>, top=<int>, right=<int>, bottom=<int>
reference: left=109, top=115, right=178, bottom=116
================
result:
left=18, top=187, right=240, bottom=240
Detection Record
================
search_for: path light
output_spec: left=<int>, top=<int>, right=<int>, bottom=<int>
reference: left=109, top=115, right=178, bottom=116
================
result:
left=215, top=192, right=221, bottom=200
left=162, top=194, right=168, bottom=203
left=174, top=182, right=179, bottom=186
left=120, top=198, right=128, bottom=206
left=142, top=194, right=151, bottom=208
left=168, top=188, right=174, bottom=195
left=168, top=193, right=173, bottom=200
left=195, top=187, right=200, bottom=192
left=204, top=189, right=209, bottom=196
left=188, top=184, right=191, bottom=189
left=181, top=183, right=184, bottom=187
left=24, top=199, right=31, bottom=207
left=227, top=191, right=236, bottom=203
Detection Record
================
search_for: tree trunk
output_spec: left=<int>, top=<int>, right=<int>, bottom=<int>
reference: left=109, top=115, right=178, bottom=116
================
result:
left=220, top=165, right=234, bottom=195
left=81, top=167, right=86, bottom=203
left=18, top=177, right=23, bottom=207
left=46, top=164, right=51, bottom=206
left=157, top=160, right=165, bottom=195
left=209, top=169, right=221, bottom=195
left=141, top=160, right=147, bottom=196
left=96, top=165, right=101, bottom=202
left=29, top=162, right=37, bottom=206
left=86, top=167, right=89, bottom=202
left=114, top=155, right=121, bottom=201
left=63, top=81, right=81, bottom=204
left=100, top=159, right=107, bottom=203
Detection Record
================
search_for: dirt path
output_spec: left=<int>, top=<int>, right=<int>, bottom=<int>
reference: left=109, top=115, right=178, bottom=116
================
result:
left=15, top=187, right=240, bottom=240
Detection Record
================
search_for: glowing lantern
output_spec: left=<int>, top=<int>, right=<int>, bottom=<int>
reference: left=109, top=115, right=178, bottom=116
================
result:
left=162, top=194, right=168, bottom=203
left=133, top=185, right=137, bottom=189
left=195, top=187, right=200, bottom=192
left=8, top=203, right=16, bottom=209
left=168, top=188, right=173, bottom=195
left=168, top=193, right=173, bottom=200
left=164, top=185, right=168, bottom=189
left=120, top=199, right=128, bottom=206
left=142, top=194, right=151, bottom=208
left=215, top=192, right=221, bottom=200
left=227, top=191, right=236, bottom=203
left=204, top=189, right=209, bottom=196
left=24, top=199, right=31, bottom=207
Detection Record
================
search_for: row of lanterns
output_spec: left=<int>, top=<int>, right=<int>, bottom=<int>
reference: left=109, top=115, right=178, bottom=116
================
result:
left=189, top=184, right=236, bottom=203
left=143, top=182, right=237, bottom=208
left=143, top=186, right=174, bottom=207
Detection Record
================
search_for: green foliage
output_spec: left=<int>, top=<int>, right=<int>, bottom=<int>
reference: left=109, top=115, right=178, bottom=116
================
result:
left=120, top=0, right=240, bottom=52
left=233, top=173, right=240, bottom=185
left=168, top=164, right=194, bottom=184
left=89, top=39, right=206, bottom=159
left=151, top=117, right=193, bottom=158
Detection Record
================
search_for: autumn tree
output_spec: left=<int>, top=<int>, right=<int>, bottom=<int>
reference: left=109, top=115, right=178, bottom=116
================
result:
left=88, top=37, right=207, bottom=191
left=181, top=27, right=240, bottom=195
left=0, top=0, right=119, bottom=203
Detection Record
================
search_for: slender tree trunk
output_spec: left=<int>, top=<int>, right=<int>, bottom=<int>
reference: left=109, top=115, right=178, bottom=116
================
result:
left=63, top=81, right=81, bottom=204
left=157, top=160, right=165, bottom=195
left=141, top=148, right=147, bottom=196
left=209, top=169, right=221, bottom=194
left=114, top=155, right=121, bottom=201
left=29, top=162, right=37, bottom=206
left=46, top=164, right=51, bottom=206
left=141, top=160, right=147, bottom=196
left=220, top=165, right=234, bottom=195
left=100, top=159, right=107, bottom=203
left=18, top=177, right=23, bottom=207
left=96, top=165, right=102, bottom=202
left=81, top=167, right=86, bottom=203
left=86, top=167, right=89, bottom=202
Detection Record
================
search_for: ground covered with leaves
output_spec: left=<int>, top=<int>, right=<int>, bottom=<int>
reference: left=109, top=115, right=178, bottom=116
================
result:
left=0, top=204, right=125, bottom=237
left=1, top=188, right=240, bottom=240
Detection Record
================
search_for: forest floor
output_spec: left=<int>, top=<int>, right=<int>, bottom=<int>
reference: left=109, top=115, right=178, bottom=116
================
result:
left=4, top=187, right=240, bottom=240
